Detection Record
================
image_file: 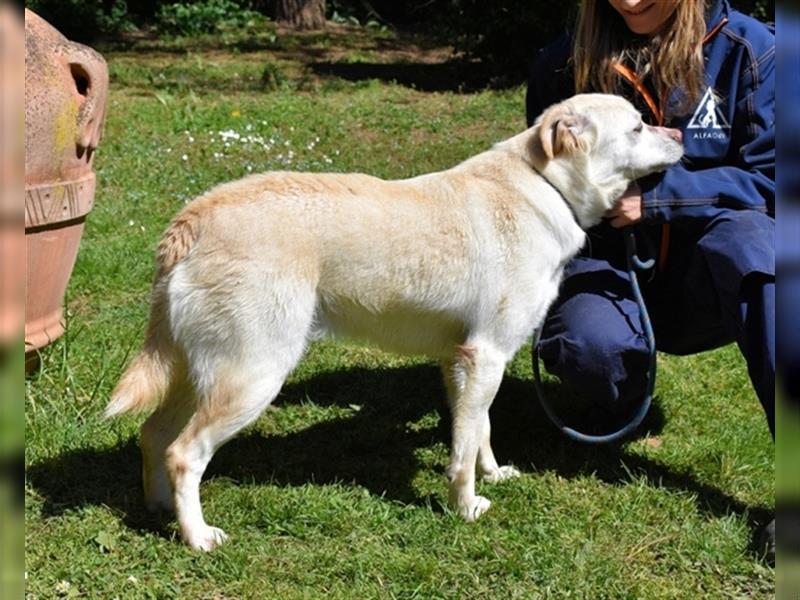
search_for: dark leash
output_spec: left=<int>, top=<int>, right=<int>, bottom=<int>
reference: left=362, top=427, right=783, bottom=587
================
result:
left=531, top=229, right=656, bottom=443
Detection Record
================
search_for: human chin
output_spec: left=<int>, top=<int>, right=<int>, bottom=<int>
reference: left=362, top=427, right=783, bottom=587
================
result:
left=621, top=10, right=660, bottom=34
left=619, top=2, right=676, bottom=36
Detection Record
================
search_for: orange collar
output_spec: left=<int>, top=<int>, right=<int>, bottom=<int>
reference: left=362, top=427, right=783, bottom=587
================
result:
left=611, top=63, right=664, bottom=125
left=703, top=16, right=728, bottom=44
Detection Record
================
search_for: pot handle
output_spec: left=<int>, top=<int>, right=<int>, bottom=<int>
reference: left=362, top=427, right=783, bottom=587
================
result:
left=59, top=42, right=108, bottom=157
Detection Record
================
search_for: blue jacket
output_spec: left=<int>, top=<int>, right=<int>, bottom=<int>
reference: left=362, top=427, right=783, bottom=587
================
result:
left=525, top=0, right=775, bottom=224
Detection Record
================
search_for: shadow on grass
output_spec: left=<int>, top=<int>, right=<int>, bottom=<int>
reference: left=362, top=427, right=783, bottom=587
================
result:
left=110, top=59, right=508, bottom=96
left=309, top=60, right=510, bottom=93
left=102, top=37, right=281, bottom=55
left=27, top=363, right=771, bottom=541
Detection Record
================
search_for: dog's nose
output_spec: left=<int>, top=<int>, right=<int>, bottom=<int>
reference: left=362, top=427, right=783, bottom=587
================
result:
left=652, top=126, right=682, bottom=144
left=662, top=127, right=683, bottom=143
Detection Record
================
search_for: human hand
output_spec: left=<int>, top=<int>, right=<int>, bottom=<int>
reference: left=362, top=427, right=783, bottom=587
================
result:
left=607, top=182, right=643, bottom=228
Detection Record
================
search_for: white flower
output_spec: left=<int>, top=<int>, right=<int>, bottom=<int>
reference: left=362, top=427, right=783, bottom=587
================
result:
left=55, top=580, right=71, bottom=594
left=219, top=129, right=241, bottom=141
left=181, top=154, right=188, bottom=161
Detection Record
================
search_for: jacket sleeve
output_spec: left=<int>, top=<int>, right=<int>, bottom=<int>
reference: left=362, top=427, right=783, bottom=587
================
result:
left=641, top=45, right=775, bottom=222
left=525, top=32, right=574, bottom=127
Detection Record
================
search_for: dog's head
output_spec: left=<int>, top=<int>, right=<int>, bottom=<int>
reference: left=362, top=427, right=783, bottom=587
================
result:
left=529, top=93, right=683, bottom=228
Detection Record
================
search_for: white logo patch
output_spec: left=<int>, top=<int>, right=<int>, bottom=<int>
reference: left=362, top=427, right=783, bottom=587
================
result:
left=687, top=88, right=730, bottom=140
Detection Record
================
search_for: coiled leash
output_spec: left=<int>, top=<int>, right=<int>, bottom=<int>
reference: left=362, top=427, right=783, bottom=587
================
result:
left=531, top=229, right=656, bottom=444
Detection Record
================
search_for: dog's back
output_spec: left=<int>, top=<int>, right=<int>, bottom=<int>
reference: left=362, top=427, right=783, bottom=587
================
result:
left=107, top=135, right=587, bottom=418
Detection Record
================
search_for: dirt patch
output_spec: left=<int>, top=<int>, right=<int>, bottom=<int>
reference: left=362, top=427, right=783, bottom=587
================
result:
left=283, top=22, right=457, bottom=64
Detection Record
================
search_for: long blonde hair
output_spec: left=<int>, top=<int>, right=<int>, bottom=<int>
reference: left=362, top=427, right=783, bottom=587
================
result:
left=573, top=0, right=707, bottom=119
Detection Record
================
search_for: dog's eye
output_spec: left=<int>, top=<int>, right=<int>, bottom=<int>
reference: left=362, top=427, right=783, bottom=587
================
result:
left=633, top=122, right=644, bottom=133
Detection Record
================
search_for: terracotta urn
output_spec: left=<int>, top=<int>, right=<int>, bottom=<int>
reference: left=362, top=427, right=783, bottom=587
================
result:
left=25, top=9, right=108, bottom=364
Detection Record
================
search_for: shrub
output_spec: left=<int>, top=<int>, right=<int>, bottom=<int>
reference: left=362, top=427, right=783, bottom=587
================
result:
left=156, top=0, right=267, bottom=36
left=27, top=0, right=136, bottom=42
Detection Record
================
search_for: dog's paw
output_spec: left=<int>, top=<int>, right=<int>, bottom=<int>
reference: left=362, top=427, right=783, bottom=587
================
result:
left=185, top=525, right=229, bottom=552
left=482, top=465, right=521, bottom=484
left=458, top=495, right=491, bottom=522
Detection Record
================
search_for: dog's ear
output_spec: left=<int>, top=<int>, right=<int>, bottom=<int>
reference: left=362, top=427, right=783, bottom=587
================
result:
left=537, top=109, right=596, bottom=160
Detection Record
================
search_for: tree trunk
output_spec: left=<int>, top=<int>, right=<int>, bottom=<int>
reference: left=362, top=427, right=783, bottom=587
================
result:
left=274, top=0, right=326, bottom=30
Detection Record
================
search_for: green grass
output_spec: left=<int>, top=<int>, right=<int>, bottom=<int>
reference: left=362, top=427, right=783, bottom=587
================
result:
left=25, top=25, right=774, bottom=599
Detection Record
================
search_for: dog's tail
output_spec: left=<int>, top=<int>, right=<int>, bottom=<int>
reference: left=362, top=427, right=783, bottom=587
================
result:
left=105, top=203, right=206, bottom=419
left=155, top=206, right=202, bottom=278
left=104, top=292, right=177, bottom=419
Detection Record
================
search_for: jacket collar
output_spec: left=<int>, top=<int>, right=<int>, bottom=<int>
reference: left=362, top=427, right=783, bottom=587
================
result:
left=705, top=0, right=729, bottom=41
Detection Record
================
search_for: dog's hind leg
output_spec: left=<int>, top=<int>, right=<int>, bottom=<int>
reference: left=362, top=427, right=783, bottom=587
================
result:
left=165, top=364, right=290, bottom=551
left=139, top=370, right=194, bottom=513
left=165, top=316, right=310, bottom=551
left=441, top=341, right=507, bottom=521
left=164, top=279, right=316, bottom=550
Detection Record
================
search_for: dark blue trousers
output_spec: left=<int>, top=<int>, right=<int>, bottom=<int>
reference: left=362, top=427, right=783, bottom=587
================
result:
left=538, top=210, right=775, bottom=437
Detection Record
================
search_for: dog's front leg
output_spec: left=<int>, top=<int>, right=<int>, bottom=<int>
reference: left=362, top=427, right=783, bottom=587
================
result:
left=442, top=342, right=506, bottom=521
left=477, top=414, right=521, bottom=484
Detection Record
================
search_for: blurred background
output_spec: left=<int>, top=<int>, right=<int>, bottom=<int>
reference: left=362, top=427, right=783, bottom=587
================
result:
left=1, top=1, right=24, bottom=598
left=776, top=2, right=800, bottom=598
left=24, top=0, right=774, bottom=84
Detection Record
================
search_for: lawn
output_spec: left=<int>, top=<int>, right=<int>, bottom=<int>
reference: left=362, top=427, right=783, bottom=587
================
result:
left=25, top=24, right=774, bottom=599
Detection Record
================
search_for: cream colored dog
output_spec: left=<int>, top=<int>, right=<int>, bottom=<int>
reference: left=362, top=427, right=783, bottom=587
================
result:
left=106, top=94, right=683, bottom=550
